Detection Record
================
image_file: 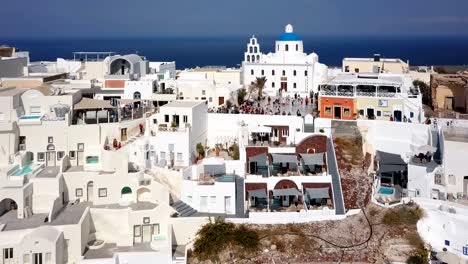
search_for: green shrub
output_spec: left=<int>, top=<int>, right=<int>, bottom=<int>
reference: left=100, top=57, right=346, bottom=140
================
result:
left=230, top=143, right=240, bottom=160
left=382, top=206, right=424, bottom=226
left=196, top=143, right=205, bottom=158
left=192, top=218, right=260, bottom=261
left=406, top=232, right=428, bottom=264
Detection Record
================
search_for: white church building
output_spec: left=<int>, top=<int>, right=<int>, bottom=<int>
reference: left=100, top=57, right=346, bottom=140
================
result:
left=242, top=24, right=328, bottom=97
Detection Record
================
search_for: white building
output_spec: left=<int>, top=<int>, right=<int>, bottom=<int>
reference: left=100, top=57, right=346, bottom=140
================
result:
left=242, top=24, right=328, bottom=96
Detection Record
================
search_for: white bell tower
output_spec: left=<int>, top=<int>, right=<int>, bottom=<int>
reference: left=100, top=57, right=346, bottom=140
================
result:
left=244, top=35, right=261, bottom=63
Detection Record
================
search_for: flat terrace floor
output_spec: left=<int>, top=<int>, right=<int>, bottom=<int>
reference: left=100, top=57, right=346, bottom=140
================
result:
left=84, top=242, right=155, bottom=259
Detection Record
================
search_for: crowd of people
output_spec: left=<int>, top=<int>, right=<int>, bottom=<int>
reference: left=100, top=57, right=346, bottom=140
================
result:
left=208, top=94, right=313, bottom=117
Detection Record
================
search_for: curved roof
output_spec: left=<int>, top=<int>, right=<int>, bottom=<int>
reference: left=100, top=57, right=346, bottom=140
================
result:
left=24, top=226, right=61, bottom=243
left=278, top=32, right=301, bottom=41
left=110, top=54, right=142, bottom=65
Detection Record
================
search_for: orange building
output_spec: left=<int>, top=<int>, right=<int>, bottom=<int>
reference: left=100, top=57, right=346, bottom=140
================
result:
left=319, top=97, right=356, bottom=120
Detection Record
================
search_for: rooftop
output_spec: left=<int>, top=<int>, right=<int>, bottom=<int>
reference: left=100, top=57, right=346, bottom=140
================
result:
left=0, top=87, right=25, bottom=97
left=162, top=100, right=204, bottom=108
left=443, top=127, right=468, bottom=143
left=343, top=57, right=405, bottom=63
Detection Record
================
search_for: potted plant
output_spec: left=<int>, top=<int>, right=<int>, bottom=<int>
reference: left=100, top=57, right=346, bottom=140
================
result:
left=196, top=143, right=205, bottom=159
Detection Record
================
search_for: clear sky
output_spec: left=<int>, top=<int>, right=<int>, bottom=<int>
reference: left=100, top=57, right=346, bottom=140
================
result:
left=2, top=0, right=468, bottom=38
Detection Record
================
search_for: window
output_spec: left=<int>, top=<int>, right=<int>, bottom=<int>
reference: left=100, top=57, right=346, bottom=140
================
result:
left=410, top=112, right=414, bottom=118
left=3, top=248, right=13, bottom=259
left=304, top=70, right=308, bottom=76
left=378, top=99, right=388, bottom=107
left=164, top=115, right=169, bottom=122
left=271, top=82, right=275, bottom=88
left=251, top=69, right=254, bottom=75
left=293, top=83, right=297, bottom=88
left=202, top=90, right=206, bottom=96
left=345, top=66, right=350, bottom=72
left=38, top=152, right=45, bottom=161
left=195, top=97, right=199, bottom=100
left=209, top=97, right=212, bottom=102
left=177, top=152, right=183, bottom=161
left=133, top=92, right=141, bottom=99
left=254, top=47, right=258, bottom=53
left=282, top=70, right=285, bottom=76
left=344, top=108, right=351, bottom=117
left=282, top=129, right=289, bottom=136
left=272, top=70, right=275, bottom=75
left=246, top=55, right=250, bottom=62
left=249, top=46, right=253, bottom=53
left=153, top=119, right=157, bottom=124
left=48, top=136, right=53, bottom=143
left=359, top=109, right=365, bottom=116
left=377, top=110, right=382, bottom=117
left=143, top=217, right=150, bottom=224
left=57, top=151, right=65, bottom=160
left=134, top=225, right=141, bottom=237
left=285, top=44, right=289, bottom=51
left=153, top=224, right=160, bottom=235
left=448, top=174, right=456, bottom=185
left=296, top=44, right=298, bottom=51
left=293, top=70, right=296, bottom=76
left=201, top=97, right=206, bottom=100
left=24, top=254, right=31, bottom=264
left=78, top=143, right=84, bottom=151
left=86, top=156, right=99, bottom=164
left=160, top=151, right=166, bottom=159
left=98, top=188, right=107, bottom=197
left=355, top=68, right=359, bottom=73
left=261, top=69, right=264, bottom=75
left=45, top=252, right=52, bottom=264
left=69, top=151, right=76, bottom=160
left=325, top=107, right=332, bottom=115
left=183, top=115, right=188, bottom=123
left=210, top=196, right=216, bottom=204
left=76, top=188, right=83, bottom=197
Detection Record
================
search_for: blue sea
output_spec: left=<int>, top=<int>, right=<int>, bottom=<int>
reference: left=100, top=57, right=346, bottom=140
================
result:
left=2, top=36, right=468, bottom=69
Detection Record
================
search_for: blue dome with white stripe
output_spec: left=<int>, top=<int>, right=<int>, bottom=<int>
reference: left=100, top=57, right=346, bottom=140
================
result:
left=278, top=24, right=301, bottom=41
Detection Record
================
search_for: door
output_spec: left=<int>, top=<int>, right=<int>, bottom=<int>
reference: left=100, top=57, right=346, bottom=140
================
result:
left=281, top=82, right=288, bottom=92
left=142, top=225, right=152, bottom=242
left=77, top=151, right=84, bottom=166
left=282, top=195, right=290, bottom=207
left=33, top=253, right=43, bottom=264
left=121, top=128, right=128, bottom=141
left=367, top=108, right=375, bottom=120
left=172, top=115, right=179, bottom=127
left=46, top=151, right=56, bottom=166
left=218, top=96, right=225, bottom=105
left=200, top=196, right=208, bottom=212
left=333, top=106, right=342, bottom=119
left=87, top=181, right=94, bottom=202
left=224, top=196, right=232, bottom=214
left=133, top=225, right=142, bottom=244
left=444, top=97, right=454, bottom=110
left=3, top=248, right=13, bottom=264
left=393, top=110, right=402, bottom=122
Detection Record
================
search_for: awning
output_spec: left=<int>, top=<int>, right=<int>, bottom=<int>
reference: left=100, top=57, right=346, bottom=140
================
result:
left=300, top=153, right=325, bottom=166
left=248, top=189, right=267, bottom=199
left=412, top=144, right=437, bottom=154
left=271, top=154, right=297, bottom=164
left=305, top=188, right=330, bottom=199
left=378, top=164, right=407, bottom=173
left=250, top=125, right=272, bottom=134
left=249, top=153, right=268, bottom=165
left=272, top=188, right=302, bottom=196
left=74, top=97, right=115, bottom=110
left=375, top=151, right=405, bottom=165
left=118, top=99, right=141, bottom=105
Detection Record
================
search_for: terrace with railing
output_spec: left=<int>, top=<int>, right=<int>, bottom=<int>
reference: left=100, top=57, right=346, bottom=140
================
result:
left=319, top=84, right=403, bottom=98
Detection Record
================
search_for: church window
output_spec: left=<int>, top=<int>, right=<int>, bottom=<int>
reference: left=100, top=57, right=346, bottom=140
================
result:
left=282, top=70, right=285, bottom=76
left=272, top=82, right=275, bottom=88
left=249, top=46, right=253, bottom=53
left=272, top=70, right=275, bottom=76
left=285, top=44, right=289, bottom=51
left=251, top=69, right=254, bottom=75
left=261, top=70, right=264, bottom=75
left=247, top=55, right=250, bottom=62
left=293, top=70, right=296, bottom=76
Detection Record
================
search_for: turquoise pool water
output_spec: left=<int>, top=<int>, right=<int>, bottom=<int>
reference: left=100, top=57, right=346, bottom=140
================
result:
left=378, top=186, right=395, bottom=195
left=12, top=162, right=33, bottom=176
left=20, top=115, right=41, bottom=120
left=216, top=174, right=236, bottom=182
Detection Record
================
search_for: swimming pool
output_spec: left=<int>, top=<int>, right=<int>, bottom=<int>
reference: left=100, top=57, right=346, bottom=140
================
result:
left=378, top=186, right=395, bottom=195
left=19, top=115, right=42, bottom=120
left=12, top=162, right=34, bottom=176
left=216, top=174, right=236, bottom=182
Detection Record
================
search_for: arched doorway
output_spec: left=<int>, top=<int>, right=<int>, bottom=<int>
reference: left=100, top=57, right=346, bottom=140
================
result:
left=87, top=181, right=94, bottom=202
left=121, top=186, right=133, bottom=204
left=273, top=180, right=300, bottom=207
left=137, top=188, right=151, bottom=202
left=0, top=198, right=18, bottom=217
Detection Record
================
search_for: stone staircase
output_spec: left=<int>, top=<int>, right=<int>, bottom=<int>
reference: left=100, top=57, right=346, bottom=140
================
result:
left=171, top=200, right=198, bottom=217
